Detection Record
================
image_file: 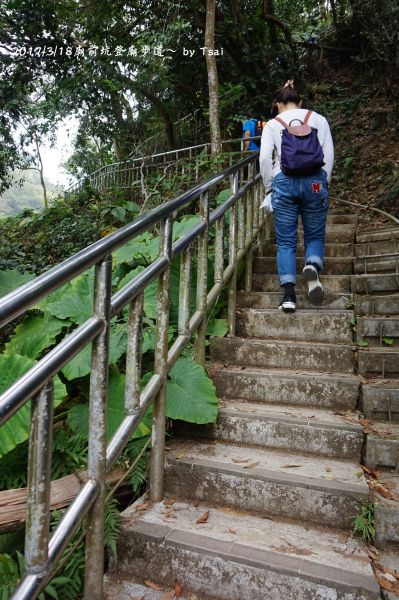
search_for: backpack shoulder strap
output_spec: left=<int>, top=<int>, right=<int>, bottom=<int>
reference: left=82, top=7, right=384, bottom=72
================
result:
left=303, top=110, right=312, bottom=124
left=274, top=116, right=288, bottom=128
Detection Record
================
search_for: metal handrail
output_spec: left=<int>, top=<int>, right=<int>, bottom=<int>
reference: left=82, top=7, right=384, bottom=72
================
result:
left=1, top=152, right=267, bottom=600
left=64, top=136, right=261, bottom=196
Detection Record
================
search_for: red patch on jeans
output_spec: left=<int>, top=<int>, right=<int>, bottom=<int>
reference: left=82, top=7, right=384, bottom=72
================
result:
left=312, top=182, right=321, bottom=193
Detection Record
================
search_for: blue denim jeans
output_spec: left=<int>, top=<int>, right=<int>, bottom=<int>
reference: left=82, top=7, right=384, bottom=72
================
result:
left=271, top=169, right=329, bottom=285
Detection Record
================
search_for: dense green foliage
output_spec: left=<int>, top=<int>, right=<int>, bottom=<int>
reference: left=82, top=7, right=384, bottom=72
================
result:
left=0, top=178, right=234, bottom=596
left=1, top=0, right=398, bottom=199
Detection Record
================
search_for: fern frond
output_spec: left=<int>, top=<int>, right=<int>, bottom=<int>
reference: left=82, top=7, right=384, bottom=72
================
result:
left=104, top=497, right=120, bottom=558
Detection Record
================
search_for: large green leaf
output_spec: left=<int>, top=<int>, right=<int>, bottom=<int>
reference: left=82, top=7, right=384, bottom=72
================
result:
left=113, top=232, right=155, bottom=265
left=0, top=354, right=67, bottom=458
left=62, top=322, right=127, bottom=381
left=206, top=318, right=228, bottom=338
left=117, top=261, right=186, bottom=323
left=5, top=313, right=70, bottom=359
left=215, top=188, right=232, bottom=224
left=144, top=215, right=201, bottom=259
left=166, top=357, right=218, bottom=423
left=68, top=368, right=152, bottom=440
left=46, top=272, right=94, bottom=324
left=0, top=270, right=34, bottom=298
left=113, top=216, right=201, bottom=267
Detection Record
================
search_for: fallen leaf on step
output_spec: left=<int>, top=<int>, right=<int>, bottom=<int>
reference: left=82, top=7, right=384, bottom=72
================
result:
left=381, top=573, right=397, bottom=583
left=232, top=458, right=250, bottom=463
left=163, top=497, right=176, bottom=507
left=226, top=528, right=237, bottom=534
left=144, top=580, right=163, bottom=590
left=243, top=462, right=260, bottom=469
left=162, top=509, right=177, bottom=519
left=196, top=510, right=209, bottom=524
left=322, top=475, right=337, bottom=480
left=382, top=567, right=399, bottom=581
left=369, top=481, right=395, bottom=500
left=175, top=451, right=186, bottom=459
left=376, top=573, right=399, bottom=593
left=175, top=579, right=183, bottom=597
left=361, top=465, right=380, bottom=479
left=136, top=502, right=149, bottom=511
left=367, top=546, right=379, bottom=560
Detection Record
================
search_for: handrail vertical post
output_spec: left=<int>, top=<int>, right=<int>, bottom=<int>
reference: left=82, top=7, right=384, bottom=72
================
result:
left=150, top=217, right=173, bottom=502
left=84, top=255, right=112, bottom=600
left=24, top=379, right=54, bottom=574
left=125, top=292, right=144, bottom=414
left=194, top=191, right=210, bottom=365
left=214, top=217, right=224, bottom=284
left=227, top=172, right=239, bottom=336
left=253, top=173, right=260, bottom=237
left=178, top=248, right=192, bottom=336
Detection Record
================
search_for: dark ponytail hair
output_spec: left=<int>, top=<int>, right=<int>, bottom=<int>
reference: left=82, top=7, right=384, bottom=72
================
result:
left=272, top=80, right=301, bottom=107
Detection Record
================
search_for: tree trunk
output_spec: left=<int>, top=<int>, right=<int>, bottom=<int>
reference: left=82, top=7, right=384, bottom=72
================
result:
left=141, top=88, right=177, bottom=151
left=34, top=134, right=47, bottom=209
left=330, top=0, right=338, bottom=28
left=263, top=0, right=278, bottom=49
left=205, top=0, right=222, bottom=156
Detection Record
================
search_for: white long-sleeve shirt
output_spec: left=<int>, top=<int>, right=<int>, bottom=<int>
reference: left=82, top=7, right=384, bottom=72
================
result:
left=259, top=108, right=334, bottom=192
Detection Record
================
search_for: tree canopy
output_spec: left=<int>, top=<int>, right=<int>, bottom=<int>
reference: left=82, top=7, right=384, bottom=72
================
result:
left=0, top=0, right=398, bottom=194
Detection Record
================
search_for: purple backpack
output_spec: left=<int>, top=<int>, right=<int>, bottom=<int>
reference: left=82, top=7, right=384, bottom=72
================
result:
left=275, top=110, right=325, bottom=177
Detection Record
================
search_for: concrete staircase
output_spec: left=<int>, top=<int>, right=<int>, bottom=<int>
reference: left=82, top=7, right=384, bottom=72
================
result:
left=354, top=226, right=399, bottom=600
left=105, top=214, right=399, bottom=600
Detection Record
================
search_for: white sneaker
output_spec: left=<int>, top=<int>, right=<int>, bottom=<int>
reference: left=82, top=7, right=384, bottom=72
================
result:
left=302, top=264, right=324, bottom=305
left=278, top=292, right=296, bottom=313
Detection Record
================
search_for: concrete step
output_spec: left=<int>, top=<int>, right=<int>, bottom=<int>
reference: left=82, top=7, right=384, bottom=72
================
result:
left=364, top=421, right=399, bottom=470
left=252, top=273, right=352, bottom=293
left=373, top=477, right=399, bottom=549
left=357, top=316, right=399, bottom=345
left=112, top=501, right=378, bottom=600
left=354, top=255, right=399, bottom=274
left=253, top=256, right=353, bottom=275
left=237, top=290, right=352, bottom=311
left=212, top=367, right=360, bottom=410
left=174, top=401, right=363, bottom=460
left=357, top=226, right=399, bottom=243
left=264, top=243, right=354, bottom=258
left=355, top=239, right=399, bottom=258
left=351, top=274, right=399, bottom=294
left=235, top=308, right=354, bottom=344
left=296, top=223, right=356, bottom=244
left=165, top=440, right=368, bottom=530
left=355, top=294, right=399, bottom=316
left=104, top=578, right=210, bottom=600
left=326, top=213, right=359, bottom=225
left=358, top=348, right=399, bottom=379
left=210, top=337, right=355, bottom=373
left=361, top=381, right=399, bottom=421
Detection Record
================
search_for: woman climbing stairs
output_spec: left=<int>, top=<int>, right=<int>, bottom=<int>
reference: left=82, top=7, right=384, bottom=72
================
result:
left=104, top=212, right=399, bottom=600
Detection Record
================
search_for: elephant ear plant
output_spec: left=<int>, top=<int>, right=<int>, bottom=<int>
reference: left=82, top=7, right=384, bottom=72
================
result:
left=0, top=212, right=226, bottom=597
